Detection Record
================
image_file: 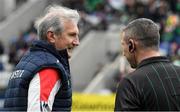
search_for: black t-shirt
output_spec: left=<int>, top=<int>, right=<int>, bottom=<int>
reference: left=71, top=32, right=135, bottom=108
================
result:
left=115, top=56, right=180, bottom=111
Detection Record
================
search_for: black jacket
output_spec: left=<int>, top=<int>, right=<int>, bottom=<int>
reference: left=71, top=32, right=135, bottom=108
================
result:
left=115, top=56, right=180, bottom=111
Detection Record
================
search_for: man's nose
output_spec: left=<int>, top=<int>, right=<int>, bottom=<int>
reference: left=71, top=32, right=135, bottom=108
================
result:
left=73, top=38, right=80, bottom=46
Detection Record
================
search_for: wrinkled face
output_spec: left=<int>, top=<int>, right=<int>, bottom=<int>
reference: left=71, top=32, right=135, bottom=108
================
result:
left=121, top=32, right=137, bottom=68
left=54, top=20, right=79, bottom=58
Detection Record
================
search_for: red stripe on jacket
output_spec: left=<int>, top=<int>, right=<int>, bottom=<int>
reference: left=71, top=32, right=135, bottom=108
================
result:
left=39, top=68, right=60, bottom=101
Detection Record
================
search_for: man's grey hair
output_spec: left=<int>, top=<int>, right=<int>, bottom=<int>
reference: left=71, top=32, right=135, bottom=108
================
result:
left=35, top=5, right=80, bottom=40
left=123, top=18, right=160, bottom=50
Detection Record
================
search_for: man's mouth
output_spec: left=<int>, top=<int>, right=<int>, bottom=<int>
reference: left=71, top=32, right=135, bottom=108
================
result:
left=67, top=47, right=73, bottom=51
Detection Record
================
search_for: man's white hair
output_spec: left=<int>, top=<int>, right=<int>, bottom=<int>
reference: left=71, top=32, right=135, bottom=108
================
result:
left=35, top=5, right=80, bottom=40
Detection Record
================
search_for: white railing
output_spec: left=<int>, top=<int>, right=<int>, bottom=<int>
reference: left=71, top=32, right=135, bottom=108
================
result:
left=83, top=56, right=120, bottom=93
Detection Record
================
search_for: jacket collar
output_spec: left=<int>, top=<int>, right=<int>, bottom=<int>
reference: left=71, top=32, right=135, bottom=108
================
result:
left=30, top=40, right=69, bottom=70
left=137, top=56, right=170, bottom=68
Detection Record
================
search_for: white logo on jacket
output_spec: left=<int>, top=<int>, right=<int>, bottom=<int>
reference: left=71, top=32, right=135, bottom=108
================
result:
left=10, top=70, right=24, bottom=80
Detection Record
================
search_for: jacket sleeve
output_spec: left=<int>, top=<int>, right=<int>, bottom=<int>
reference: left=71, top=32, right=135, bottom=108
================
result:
left=27, top=68, right=61, bottom=112
left=114, top=77, right=141, bottom=111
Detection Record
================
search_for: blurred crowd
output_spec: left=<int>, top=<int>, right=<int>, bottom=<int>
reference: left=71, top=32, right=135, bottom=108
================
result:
left=0, top=0, right=179, bottom=72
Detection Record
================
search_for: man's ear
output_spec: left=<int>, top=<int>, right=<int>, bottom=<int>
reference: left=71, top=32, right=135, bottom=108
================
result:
left=47, top=31, right=55, bottom=43
left=128, top=39, right=136, bottom=53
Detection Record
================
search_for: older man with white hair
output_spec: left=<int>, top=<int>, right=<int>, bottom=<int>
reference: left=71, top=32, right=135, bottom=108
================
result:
left=3, top=5, right=80, bottom=111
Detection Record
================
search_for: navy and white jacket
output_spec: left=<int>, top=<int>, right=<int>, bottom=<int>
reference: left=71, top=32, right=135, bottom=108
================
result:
left=3, top=40, right=72, bottom=111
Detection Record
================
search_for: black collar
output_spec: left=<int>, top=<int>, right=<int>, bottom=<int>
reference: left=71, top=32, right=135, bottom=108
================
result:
left=137, top=56, right=170, bottom=68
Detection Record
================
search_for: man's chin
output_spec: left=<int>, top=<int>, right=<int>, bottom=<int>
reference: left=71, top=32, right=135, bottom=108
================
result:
left=128, top=59, right=137, bottom=68
left=67, top=53, right=72, bottom=59
left=68, top=55, right=71, bottom=59
left=67, top=50, right=72, bottom=59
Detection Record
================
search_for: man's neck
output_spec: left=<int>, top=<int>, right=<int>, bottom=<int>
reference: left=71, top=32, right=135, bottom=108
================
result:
left=137, top=50, right=161, bottom=65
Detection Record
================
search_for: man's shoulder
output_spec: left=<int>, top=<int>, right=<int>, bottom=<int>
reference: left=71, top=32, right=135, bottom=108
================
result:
left=21, top=50, right=57, bottom=62
left=126, top=68, right=144, bottom=77
left=124, top=68, right=148, bottom=83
